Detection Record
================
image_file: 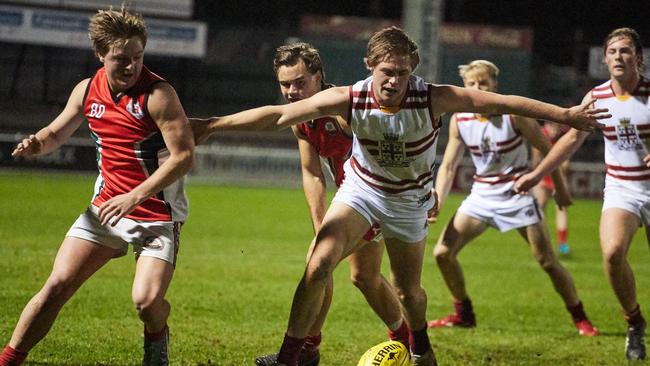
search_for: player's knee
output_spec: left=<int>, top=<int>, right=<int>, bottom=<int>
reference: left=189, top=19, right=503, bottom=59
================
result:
left=41, top=275, right=78, bottom=303
left=602, top=246, right=626, bottom=267
left=433, top=243, right=453, bottom=263
left=305, top=256, right=334, bottom=284
left=132, top=293, right=161, bottom=317
left=350, top=271, right=378, bottom=293
left=394, top=285, right=423, bottom=306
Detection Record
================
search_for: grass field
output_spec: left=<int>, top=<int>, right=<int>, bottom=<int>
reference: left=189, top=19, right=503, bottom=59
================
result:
left=0, top=170, right=649, bottom=365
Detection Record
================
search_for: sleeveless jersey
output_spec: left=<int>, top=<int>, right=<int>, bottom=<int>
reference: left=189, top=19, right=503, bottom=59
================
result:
left=345, top=75, right=439, bottom=200
left=296, top=116, right=352, bottom=187
left=455, top=113, right=528, bottom=197
left=592, top=78, right=650, bottom=193
left=84, top=66, right=188, bottom=222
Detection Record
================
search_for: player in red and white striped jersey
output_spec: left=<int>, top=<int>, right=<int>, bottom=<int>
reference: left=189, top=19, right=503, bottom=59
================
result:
left=428, top=60, right=598, bottom=337
left=1, top=7, right=194, bottom=366
left=516, top=27, right=648, bottom=361
left=194, top=27, right=608, bottom=366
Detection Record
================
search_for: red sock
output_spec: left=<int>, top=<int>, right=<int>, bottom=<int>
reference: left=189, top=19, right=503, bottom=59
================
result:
left=557, top=229, right=567, bottom=244
left=567, top=301, right=587, bottom=323
left=277, top=333, right=304, bottom=366
left=388, top=320, right=410, bottom=347
left=0, top=345, right=28, bottom=366
left=144, top=324, right=168, bottom=342
left=409, top=326, right=431, bottom=356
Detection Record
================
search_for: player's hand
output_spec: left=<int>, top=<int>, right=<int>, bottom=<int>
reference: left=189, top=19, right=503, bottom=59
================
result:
left=565, top=98, right=610, bottom=132
left=98, top=193, right=140, bottom=226
left=12, top=134, right=43, bottom=157
left=513, top=172, right=542, bottom=195
left=644, top=154, right=650, bottom=167
left=427, top=189, right=440, bottom=223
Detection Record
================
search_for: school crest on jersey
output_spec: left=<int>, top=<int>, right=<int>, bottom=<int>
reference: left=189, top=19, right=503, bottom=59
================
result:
left=378, top=132, right=409, bottom=167
left=615, top=118, right=642, bottom=151
left=479, top=136, right=501, bottom=163
left=126, top=98, right=145, bottom=120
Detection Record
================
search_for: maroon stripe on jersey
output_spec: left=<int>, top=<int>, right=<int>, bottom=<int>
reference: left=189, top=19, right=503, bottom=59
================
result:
left=456, top=116, right=475, bottom=123
left=351, top=157, right=433, bottom=186
left=355, top=173, right=433, bottom=193
left=496, top=134, right=521, bottom=146
left=473, top=175, right=518, bottom=184
left=406, top=129, right=437, bottom=148
left=602, top=126, right=616, bottom=132
left=603, top=134, right=617, bottom=140
left=406, top=132, right=437, bottom=157
left=475, top=166, right=528, bottom=178
left=497, top=139, right=523, bottom=154
left=606, top=164, right=650, bottom=172
left=636, top=124, right=650, bottom=131
left=607, top=172, right=650, bottom=181
left=467, top=145, right=479, bottom=150
left=358, top=138, right=378, bottom=147
left=638, top=133, right=650, bottom=139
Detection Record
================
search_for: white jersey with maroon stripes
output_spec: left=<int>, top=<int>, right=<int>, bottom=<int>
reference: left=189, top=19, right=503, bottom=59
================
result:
left=344, top=75, right=439, bottom=202
left=455, top=113, right=528, bottom=197
left=592, top=78, right=650, bottom=194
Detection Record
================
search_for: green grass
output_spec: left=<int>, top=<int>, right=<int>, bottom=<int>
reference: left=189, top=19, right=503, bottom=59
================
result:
left=0, top=170, right=649, bottom=365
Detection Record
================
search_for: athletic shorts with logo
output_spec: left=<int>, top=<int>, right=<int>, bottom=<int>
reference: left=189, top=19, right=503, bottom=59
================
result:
left=66, top=205, right=181, bottom=266
left=458, top=190, right=543, bottom=232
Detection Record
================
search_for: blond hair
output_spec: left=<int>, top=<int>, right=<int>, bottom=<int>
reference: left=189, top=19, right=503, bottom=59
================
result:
left=366, top=26, right=419, bottom=70
left=88, top=6, right=147, bottom=57
left=458, top=60, right=500, bottom=81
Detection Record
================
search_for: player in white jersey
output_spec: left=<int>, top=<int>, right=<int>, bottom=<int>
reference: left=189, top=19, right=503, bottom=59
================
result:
left=515, top=28, right=649, bottom=360
left=192, top=27, right=607, bottom=366
left=427, top=60, right=599, bottom=337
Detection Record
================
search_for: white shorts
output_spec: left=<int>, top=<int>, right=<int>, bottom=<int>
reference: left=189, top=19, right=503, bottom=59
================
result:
left=457, top=191, right=543, bottom=232
left=603, top=183, right=650, bottom=227
left=66, top=206, right=182, bottom=266
left=332, top=177, right=435, bottom=243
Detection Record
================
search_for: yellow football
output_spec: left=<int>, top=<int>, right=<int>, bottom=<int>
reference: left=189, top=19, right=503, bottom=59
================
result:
left=357, top=340, right=410, bottom=366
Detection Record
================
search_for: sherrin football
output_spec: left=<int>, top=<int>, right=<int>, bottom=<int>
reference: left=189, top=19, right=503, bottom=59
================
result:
left=357, top=340, right=410, bottom=366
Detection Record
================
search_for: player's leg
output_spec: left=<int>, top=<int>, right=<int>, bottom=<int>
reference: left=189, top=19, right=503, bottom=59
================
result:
left=276, top=202, right=369, bottom=366
left=1, top=237, right=117, bottom=365
left=555, top=205, right=570, bottom=254
left=600, top=208, right=646, bottom=359
left=429, top=211, right=487, bottom=328
left=347, top=239, right=408, bottom=345
left=517, top=220, right=597, bottom=336
left=133, top=256, right=174, bottom=366
left=131, top=221, right=180, bottom=366
left=384, top=237, right=436, bottom=365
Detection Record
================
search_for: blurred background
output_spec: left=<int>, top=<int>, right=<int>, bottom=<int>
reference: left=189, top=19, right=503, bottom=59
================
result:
left=1, top=0, right=648, bottom=196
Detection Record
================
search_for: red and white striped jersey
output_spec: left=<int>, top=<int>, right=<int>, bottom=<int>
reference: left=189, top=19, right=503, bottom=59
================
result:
left=84, top=66, right=188, bottom=222
left=592, top=78, right=650, bottom=193
left=344, top=75, right=439, bottom=200
left=295, top=116, right=352, bottom=187
left=455, top=113, right=528, bottom=197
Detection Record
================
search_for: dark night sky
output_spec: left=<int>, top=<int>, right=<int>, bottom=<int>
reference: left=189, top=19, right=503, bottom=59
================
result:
left=195, top=0, right=650, bottom=67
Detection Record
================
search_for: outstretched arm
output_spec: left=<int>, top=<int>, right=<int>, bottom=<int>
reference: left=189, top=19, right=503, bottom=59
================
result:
left=190, top=86, right=350, bottom=143
left=430, top=115, right=465, bottom=222
left=12, top=79, right=88, bottom=157
left=514, top=115, right=571, bottom=208
left=431, top=85, right=610, bottom=131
